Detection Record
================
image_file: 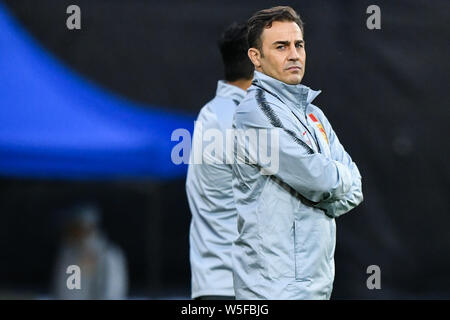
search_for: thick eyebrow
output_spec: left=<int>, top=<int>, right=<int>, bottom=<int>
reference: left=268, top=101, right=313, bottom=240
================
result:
left=272, top=40, right=305, bottom=46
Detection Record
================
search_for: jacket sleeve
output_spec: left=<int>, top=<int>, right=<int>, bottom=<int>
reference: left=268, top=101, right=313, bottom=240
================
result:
left=312, top=109, right=363, bottom=218
left=234, top=99, right=353, bottom=203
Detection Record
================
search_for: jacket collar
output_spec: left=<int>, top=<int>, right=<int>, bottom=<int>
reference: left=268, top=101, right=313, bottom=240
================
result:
left=216, top=80, right=247, bottom=103
left=251, top=70, right=321, bottom=113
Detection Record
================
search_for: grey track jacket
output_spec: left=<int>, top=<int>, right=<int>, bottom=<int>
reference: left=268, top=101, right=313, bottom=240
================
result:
left=231, top=71, right=363, bottom=299
left=186, top=81, right=246, bottom=298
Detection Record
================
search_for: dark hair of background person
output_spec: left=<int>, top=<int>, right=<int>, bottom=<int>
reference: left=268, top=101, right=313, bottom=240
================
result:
left=247, top=6, right=304, bottom=52
left=218, top=22, right=254, bottom=82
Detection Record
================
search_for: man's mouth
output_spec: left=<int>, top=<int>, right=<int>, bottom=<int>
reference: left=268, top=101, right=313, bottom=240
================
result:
left=286, top=66, right=302, bottom=71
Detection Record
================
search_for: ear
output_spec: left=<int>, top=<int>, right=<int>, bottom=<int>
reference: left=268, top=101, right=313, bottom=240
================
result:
left=248, top=48, right=262, bottom=68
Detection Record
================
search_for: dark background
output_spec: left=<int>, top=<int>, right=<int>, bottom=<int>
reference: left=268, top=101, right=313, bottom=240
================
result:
left=1, top=0, right=449, bottom=298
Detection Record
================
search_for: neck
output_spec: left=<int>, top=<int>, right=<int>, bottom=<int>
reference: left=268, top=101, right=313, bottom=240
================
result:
left=226, top=78, right=253, bottom=91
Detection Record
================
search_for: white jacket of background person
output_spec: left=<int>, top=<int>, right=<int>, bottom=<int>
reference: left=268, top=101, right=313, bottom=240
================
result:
left=53, top=231, right=128, bottom=300
left=231, top=71, right=363, bottom=299
left=186, top=80, right=246, bottom=299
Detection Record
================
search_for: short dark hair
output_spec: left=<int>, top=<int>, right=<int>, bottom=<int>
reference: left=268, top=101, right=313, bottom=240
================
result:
left=247, top=6, right=304, bottom=51
left=218, top=22, right=254, bottom=81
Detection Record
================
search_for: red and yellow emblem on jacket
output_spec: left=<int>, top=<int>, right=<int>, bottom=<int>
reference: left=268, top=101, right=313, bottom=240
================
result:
left=308, top=113, right=329, bottom=145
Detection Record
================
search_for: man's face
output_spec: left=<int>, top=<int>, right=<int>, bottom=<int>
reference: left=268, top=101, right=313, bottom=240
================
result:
left=249, top=21, right=306, bottom=85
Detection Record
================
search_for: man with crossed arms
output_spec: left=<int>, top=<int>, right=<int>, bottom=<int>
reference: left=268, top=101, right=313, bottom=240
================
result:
left=231, top=6, right=363, bottom=300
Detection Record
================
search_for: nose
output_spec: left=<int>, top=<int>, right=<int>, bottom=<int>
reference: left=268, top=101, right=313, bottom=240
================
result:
left=287, top=44, right=300, bottom=61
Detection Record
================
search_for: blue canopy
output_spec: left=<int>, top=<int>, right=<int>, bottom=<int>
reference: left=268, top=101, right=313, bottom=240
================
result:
left=0, top=4, right=194, bottom=180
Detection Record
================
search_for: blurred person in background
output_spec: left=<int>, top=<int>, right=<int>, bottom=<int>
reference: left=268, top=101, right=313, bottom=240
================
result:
left=52, top=203, right=128, bottom=300
left=231, top=6, right=363, bottom=299
left=186, top=22, right=254, bottom=300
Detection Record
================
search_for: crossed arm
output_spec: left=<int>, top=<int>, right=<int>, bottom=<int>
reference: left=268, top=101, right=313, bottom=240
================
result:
left=235, top=100, right=362, bottom=218
left=312, top=112, right=363, bottom=218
